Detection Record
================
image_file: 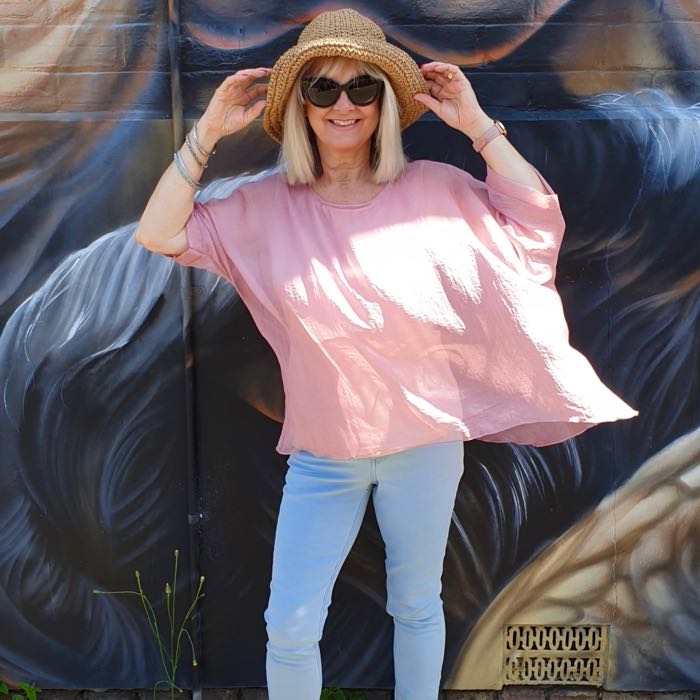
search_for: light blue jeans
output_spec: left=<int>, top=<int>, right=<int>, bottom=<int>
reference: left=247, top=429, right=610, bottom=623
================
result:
left=264, top=440, right=465, bottom=699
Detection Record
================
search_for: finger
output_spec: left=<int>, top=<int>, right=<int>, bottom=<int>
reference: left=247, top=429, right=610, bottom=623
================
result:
left=425, top=80, right=443, bottom=97
left=234, top=67, right=273, bottom=79
left=237, top=85, right=267, bottom=105
left=421, top=61, right=444, bottom=70
left=421, top=61, right=458, bottom=73
left=220, top=79, right=267, bottom=102
left=217, top=76, right=248, bottom=95
left=227, top=78, right=267, bottom=91
left=219, top=72, right=253, bottom=87
left=424, top=64, right=463, bottom=85
left=425, top=78, right=448, bottom=90
left=245, top=83, right=269, bottom=100
left=424, top=72, right=461, bottom=90
left=220, top=68, right=271, bottom=90
left=426, top=79, right=457, bottom=100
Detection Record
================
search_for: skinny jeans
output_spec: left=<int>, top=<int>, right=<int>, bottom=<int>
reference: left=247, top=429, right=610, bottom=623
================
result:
left=264, top=440, right=464, bottom=699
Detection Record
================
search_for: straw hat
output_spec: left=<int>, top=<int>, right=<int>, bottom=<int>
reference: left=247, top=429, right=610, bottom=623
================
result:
left=263, top=8, right=429, bottom=143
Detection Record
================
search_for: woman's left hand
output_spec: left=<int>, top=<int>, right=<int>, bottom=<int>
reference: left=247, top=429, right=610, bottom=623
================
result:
left=415, top=62, right=492, bottom=140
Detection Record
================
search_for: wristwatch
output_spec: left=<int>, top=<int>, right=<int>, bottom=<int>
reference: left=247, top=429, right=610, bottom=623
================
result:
left=472, top=119, right=507, bottom=153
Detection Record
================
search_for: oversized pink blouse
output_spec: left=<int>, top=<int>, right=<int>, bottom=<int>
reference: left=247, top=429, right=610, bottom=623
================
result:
left=167, top=159, right=638, bottom=459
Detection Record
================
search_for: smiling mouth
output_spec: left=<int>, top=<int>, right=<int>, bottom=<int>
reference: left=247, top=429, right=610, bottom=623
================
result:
left=329, top=119, right=359, bottom=127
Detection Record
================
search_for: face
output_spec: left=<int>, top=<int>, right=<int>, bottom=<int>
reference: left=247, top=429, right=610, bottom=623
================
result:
left=302, top=58, right=381, bottom=160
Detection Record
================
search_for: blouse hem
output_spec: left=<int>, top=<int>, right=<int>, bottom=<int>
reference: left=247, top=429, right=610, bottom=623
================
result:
left=274, top=406, right=639, bottom=460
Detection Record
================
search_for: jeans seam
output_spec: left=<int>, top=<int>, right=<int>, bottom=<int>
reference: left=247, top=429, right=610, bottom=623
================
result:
left=316, top=487, right=370, bottom=640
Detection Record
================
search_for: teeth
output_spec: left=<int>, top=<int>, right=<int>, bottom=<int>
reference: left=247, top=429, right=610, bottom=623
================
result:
left=331, top=119, right=357, bottom=126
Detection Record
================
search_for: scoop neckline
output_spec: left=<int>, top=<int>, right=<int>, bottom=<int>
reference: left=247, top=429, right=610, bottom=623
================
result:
left=306, top=181, right=391, bottom=209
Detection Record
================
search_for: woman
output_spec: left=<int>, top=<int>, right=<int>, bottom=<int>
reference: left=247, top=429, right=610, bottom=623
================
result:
left=134, top=8, right=637, bottom=699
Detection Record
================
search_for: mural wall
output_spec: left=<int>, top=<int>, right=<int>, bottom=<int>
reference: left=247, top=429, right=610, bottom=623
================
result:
left=1, top=0, right=698, bottom=691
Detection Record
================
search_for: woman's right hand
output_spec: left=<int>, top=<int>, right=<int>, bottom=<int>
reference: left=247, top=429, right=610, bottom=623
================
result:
left=196, top=67, right=272, bottom=149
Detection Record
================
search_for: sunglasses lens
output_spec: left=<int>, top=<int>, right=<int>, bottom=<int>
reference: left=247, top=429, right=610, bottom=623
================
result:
left=303, top=75, right=382, bottom=107
left=304, top=78, right=341, bottom=107
left=347, top=76, right=382, bottom=105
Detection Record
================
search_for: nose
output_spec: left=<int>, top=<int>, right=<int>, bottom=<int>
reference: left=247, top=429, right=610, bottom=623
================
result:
left=333, top=89, right=354, bottom=111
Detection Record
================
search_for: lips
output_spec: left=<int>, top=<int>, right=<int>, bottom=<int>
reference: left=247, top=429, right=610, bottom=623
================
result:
left=329, top=119, right=359, bottom=127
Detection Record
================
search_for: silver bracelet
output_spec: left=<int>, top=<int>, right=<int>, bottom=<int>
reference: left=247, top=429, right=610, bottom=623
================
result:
left=191, top=120, right=216, bottom=158
left=173, top=150, right=201, bottom=191
left=185, top=133, right=207, bottom=168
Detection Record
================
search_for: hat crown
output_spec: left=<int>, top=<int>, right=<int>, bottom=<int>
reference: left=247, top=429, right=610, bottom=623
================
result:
left=298, top=8, right=385, bottom=45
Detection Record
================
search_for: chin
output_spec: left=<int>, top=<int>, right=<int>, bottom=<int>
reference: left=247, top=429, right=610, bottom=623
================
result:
left=318, top=130, right=375, bottom=154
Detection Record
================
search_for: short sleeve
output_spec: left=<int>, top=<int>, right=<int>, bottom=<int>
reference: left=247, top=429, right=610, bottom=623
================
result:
left=164, top=192, right=243, bottom=282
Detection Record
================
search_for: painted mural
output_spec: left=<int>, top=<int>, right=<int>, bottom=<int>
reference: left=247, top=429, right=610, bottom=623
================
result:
left=0, top=0, right=698, bottom=692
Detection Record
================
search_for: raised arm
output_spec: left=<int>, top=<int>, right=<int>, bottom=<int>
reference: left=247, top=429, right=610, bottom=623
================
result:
left=415, top=61, right=547, bottom=193
left=133, top=67, right=271, bottom=257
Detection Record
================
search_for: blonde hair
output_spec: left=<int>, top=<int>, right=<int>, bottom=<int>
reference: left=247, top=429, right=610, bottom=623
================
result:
left=279, top=57, right=407, bottom=185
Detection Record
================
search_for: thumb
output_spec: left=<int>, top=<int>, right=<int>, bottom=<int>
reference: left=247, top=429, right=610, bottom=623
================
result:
left=244, top=99, right=267, bottom=124
left=414, top=93, right=441, bottom=115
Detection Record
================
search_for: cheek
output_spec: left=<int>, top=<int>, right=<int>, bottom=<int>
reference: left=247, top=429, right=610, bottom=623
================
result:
left=304, top=108, right=322, bottom=133
left=367, top=105, right=380, bottom=130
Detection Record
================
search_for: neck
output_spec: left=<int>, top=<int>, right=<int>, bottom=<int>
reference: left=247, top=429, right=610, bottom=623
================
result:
left=316, top=145, right=374, bottom=189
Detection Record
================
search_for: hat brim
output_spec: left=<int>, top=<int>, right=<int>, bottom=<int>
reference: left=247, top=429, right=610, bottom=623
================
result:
left=263, top=37, right=429, bottom=143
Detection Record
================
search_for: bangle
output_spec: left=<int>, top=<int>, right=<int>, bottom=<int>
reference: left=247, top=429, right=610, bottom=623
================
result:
left=173, top=151, right=201, bottom=191
left=472, top=119, right=507, bottom=153
left=185, top=133, right=208, bottom=168
left=191, top=120, right=217, bottom=158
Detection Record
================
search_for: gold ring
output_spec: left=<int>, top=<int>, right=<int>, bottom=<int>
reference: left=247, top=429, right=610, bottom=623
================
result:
left=447, top=71, right=454, bottom=80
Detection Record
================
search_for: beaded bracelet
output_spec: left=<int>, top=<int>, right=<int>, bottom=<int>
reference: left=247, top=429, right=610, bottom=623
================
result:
left=191, top=120, right=216, bottom=158
left=173, top=150, right=201, bottom=191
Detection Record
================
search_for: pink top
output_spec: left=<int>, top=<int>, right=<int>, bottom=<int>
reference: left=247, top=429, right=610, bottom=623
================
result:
left=167, top=160, right=638, bottom=459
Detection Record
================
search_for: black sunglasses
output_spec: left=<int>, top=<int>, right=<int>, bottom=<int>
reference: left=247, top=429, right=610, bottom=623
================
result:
left=301, top=74, right=384, bottom=107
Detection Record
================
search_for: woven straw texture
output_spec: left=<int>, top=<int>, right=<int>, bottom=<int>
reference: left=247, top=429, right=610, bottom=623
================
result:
left=263, top=9, right=429, bottom=142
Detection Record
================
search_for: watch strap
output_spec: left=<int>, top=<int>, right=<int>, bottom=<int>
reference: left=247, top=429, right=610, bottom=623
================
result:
left=472, top=119, right=507, bottom=153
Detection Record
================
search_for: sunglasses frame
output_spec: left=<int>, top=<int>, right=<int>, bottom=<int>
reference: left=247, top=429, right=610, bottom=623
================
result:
left=301, top=74, right=384, bottom=108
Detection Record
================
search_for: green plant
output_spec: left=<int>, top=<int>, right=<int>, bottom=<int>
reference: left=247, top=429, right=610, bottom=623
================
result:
left=0, top=682, right=41, bottom=700
left=93, top=548, right=204, bottom=700
left=320, top=687, right=366, bottom=700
